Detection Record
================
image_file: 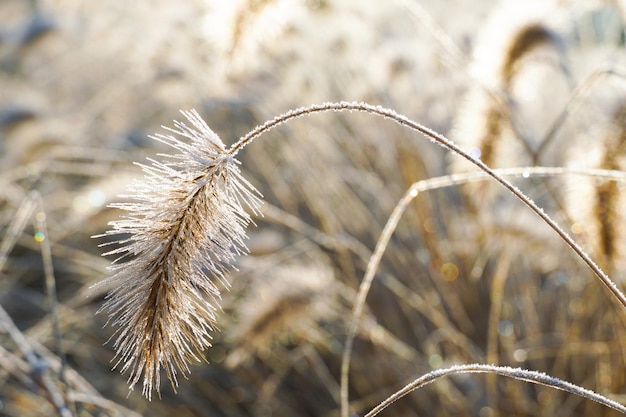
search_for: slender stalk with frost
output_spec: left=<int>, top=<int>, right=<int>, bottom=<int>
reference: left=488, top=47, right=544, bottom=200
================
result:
left=364, top=364, right=626, bottom=417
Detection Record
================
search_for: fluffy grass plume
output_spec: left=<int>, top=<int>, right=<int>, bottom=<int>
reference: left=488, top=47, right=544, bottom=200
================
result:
left=567, top=100, right=626, bottom=275
left=451, top=0, right=566, bottom=174
left=94, top=110, right=262, bottom=399
left=594, top=102, right=626, bottom=271
left=225, top=262, right=335, bottom=369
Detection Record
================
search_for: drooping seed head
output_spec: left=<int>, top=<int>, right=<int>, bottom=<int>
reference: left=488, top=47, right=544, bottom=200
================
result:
left=94, top=109, right=262, bottom=399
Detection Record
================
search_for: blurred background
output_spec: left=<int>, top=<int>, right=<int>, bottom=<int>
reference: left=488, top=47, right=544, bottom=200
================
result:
left=2, top=0, right=626, bottom=416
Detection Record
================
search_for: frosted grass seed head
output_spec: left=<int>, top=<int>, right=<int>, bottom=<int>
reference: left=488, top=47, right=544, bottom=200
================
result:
left=94, top=109, right=262, bottom=399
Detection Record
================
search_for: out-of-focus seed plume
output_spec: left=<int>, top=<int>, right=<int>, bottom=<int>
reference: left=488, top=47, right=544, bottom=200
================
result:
left=225, top=262, right=335, bottom=369
left=451, top=0, right=568, bottom=179
left=566, top=101, right=626, bottom=275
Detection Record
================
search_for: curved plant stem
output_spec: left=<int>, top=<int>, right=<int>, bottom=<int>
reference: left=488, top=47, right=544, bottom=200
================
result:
left=230, top=102, right=626, bottom=417
left=364, top=363, right=626, bottom=417
left=535, top=65, right=626, bottom=162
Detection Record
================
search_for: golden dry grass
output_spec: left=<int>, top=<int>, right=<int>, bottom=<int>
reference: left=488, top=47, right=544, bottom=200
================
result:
left=2, top=0, right=626, bottom=416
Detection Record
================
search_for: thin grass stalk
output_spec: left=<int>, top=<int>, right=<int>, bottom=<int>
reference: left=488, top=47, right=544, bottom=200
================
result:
left=393, top=0, right=466, bottom=70
left=363, top=364, right=626, bottom=417
left=67, top=392, right=142, bottom=417
left=0, top=305, right=40, bottom=380
left=0, top=193, right=37, bottom=272
left=33, top=193, right=65, bottom=372
left=0, top=304, right=72, bottom=417
left=229, top=101, right=626, bottom=417
left=0, top=343, right=37, bottom=387
left=485, top=250, right=512, bottom=409
left=534, top=65, right=626, bottom=162
left=33, top=192, right=74, bottom=416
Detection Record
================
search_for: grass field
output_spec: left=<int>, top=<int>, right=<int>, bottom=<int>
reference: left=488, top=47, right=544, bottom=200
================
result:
left=2, top=0, right=626, bottom=416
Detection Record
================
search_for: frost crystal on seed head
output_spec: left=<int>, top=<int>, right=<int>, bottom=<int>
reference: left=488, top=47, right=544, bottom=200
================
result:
left=94, top=109, right=262, bottom=399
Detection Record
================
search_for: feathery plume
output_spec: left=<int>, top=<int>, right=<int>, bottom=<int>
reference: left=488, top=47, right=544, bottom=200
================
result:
left=451, top=0, right=567, bottom=177
left=449, top=1, right=570, bottom=249
left=225, top=262, right=335, bottom=369
left=566, top=100, right=626, bottom=275
left=94, top=109, right=262, bottom=399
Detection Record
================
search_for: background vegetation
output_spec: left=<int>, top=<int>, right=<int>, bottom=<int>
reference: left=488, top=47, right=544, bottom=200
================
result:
left=1, top=0, right=626, bottom=416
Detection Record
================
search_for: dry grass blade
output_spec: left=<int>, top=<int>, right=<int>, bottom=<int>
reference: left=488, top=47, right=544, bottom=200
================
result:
left=364, top=364, right=626, bottom=417
left=0, top=305, right=72, bottom=417
left=536, top=65, right=626, bottom=160
left=33, top=191, right=74, bottom=414
left=0, top=193, right=36, bottom=272
left=93, top=109, right=262, bottom=399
